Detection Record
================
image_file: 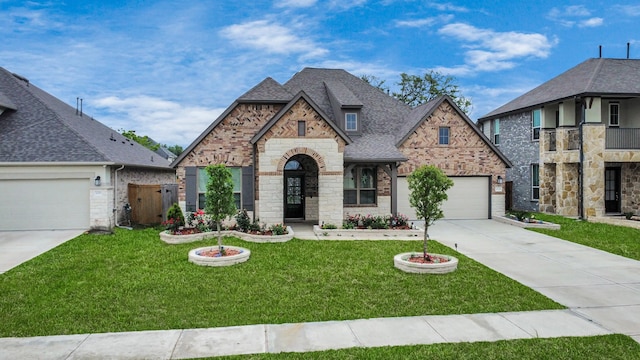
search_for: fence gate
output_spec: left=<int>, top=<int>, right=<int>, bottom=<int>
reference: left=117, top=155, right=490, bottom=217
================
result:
left=505, top=181, right=513, bottom=211
left=128, top=183, right=179, bottom=225
left=161, top=184, right=178, bottom=222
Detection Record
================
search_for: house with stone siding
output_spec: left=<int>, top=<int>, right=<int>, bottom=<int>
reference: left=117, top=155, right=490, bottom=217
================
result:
left=173, top=68, right=511, bottom=226
left=478, top=58, right=640, bottom=218
left=0, top=67, right=176, bottom=231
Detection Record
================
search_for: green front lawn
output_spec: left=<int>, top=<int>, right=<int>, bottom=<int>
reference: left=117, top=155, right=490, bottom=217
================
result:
left=214, top=335, right=640, bottom=360
left=531, top=213, right=640, bottom=261
left=0, top=228, right=562, bottom=337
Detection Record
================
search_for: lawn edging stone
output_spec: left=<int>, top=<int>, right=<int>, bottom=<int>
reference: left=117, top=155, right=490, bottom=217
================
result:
left=393, top=252, right=458, bottom=274
left=188, top=245, right=251, bottom=267
left=160, top=226, right=294, bottom=244
left=313, top=225, right=422, bottom=239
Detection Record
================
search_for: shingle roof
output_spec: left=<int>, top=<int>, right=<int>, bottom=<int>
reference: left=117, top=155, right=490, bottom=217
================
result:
left=0, top=67, right=171, bottom=169
left=479, top=58, right=640, bottom=120
left=237, top=77, right=292, bottom=103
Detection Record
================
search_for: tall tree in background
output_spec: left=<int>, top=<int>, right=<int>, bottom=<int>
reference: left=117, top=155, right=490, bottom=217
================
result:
left=361, top=70, right=472, bottom=113
left=166, top=145, right=184, bottom=156
left=120, top=130, right=160, bottom=151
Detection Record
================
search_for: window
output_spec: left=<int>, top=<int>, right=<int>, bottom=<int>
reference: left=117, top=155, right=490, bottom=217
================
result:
left=609, top=103, right=620, bottom=126
left=344, top=167, right=376, bottom=205
left=298, top=121, right=306, bottom=136
left=197, top=167, right=242, bottom=209
left=439, top=127, right=450, bottom=145
left=345, top=113, right=357, bottom=131
left=532, top=109, right=541, bottom=140
left=531, top=164, right=540, bottom=201
left=494, top=119, right=500, bottom=145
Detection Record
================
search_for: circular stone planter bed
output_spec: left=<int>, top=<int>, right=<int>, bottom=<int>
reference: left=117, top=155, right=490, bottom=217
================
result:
left=188, top=245, right=251, bottom=267
left=394, top=252, right=458, bottom=274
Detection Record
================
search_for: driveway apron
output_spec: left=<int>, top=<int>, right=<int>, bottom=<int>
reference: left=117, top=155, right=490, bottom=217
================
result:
left=0, top=230, right=84, bottom=274
left=430, top=219, right=640, bottom=342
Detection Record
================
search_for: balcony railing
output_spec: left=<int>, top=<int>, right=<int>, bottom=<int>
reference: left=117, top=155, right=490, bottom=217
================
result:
left=606, top=128, right=640, bottom=149
left=545, top=130, right=556, bottom=151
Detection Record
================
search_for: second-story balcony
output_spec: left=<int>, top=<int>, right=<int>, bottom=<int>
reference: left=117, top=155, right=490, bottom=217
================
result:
left=606, top=128, right=640, bottom=149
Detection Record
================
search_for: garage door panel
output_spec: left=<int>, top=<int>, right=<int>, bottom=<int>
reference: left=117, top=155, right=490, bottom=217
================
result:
left=398, top=176, right=489, bottom=220
left=0, top=179, right=90, bottom=230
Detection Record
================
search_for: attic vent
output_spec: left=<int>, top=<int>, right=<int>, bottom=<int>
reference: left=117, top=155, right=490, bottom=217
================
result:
left=12, top=73, right=29, bottom=86
left=110, top=133, right=116, bottom=141
left=76, top=97, right=83, bottom=116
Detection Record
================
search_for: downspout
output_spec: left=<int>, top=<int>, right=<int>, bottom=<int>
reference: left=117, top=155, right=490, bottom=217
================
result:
left=577, top=97, right=585, bottom=220
left=252, top=144, right=258, bottom=223
left=114, top=165, right=132, bottom=230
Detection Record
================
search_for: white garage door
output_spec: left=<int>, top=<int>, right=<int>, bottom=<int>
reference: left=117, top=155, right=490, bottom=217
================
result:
left=397, top=176, right=490, bottom=220
left=0, top=178, right=90, bottom=230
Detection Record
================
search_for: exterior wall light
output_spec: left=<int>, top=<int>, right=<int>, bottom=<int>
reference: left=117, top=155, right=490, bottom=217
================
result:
left=497, top=175, right=503, bottom=184
left=95, top=176, right=101, bottom=187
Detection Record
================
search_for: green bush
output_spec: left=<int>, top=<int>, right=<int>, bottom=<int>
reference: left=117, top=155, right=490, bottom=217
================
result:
left=163, top=203, right=184, bottom=232
left=235, top=209, right=251, bottom=232
left=321, top=223, right=338, bottom=229
left=269, top=223, right=287, bottom=235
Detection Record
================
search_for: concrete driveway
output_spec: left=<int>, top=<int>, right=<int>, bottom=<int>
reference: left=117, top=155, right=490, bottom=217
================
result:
left=429, top=219, right=640, bottom=343
left=0, top=230, right=85, bottom=274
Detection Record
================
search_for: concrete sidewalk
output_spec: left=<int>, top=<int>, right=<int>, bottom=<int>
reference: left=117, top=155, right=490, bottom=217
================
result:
left=0, top=309, right=612, bottom=359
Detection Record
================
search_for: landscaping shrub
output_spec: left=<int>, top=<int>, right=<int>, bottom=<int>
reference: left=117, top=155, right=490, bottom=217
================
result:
left=235, top=209, right=251, bottom=232
left=269, top=223, right=287, bottom=235
left=163, top=203, right=185, bottom=233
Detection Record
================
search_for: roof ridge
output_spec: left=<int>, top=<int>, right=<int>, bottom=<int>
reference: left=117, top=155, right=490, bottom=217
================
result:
left=584, top=58, right=605, bottom=92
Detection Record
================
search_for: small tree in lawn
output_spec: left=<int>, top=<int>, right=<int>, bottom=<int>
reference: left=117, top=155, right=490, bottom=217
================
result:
left=408, top=165, right=453, bottom=261
left=204, top=164, right=237, bottom=254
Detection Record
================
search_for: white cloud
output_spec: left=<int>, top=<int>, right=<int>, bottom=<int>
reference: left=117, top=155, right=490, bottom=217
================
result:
left=328, top=0, right=367, bottom=10
left=437, top=23, right=556, bottom=73
left=428, top=2, right=469, bottom=12
left=275, top=0, right=317, bottom=7
left=614, top=5, right=640, bottom=16
left=93, top=96, right=225, bottom=147
left=395, top=15, right=454, bottom=28
left=219, top=20, right=328, bottom=60
left=547, top=5, right=602, bottom=27
left=579, top=17, right=603, bottom=27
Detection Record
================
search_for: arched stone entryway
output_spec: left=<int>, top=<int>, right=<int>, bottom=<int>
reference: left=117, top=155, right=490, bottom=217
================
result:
left=283, top=154, right=319, bottom=221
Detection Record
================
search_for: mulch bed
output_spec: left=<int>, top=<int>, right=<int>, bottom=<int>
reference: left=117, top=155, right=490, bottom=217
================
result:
left=407, top=254, right=451, bottom=264
left=196, top=248, right=242, bottom=257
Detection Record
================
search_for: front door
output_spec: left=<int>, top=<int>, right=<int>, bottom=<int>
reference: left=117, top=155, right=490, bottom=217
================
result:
left=605, top=167, right=621, bottom=213
left=285, top=174, right=304, bottom=219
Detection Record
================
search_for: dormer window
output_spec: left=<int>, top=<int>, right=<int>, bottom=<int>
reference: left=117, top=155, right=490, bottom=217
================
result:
left=345, top=113, right=357, bottom=131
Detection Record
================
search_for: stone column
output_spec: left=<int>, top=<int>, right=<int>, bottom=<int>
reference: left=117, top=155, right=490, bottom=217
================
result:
left=582, top=124, right=606, bottom=218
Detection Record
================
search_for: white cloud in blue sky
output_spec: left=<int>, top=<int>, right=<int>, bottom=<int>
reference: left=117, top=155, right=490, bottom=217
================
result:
left=2, top=0, right=639, bottom=147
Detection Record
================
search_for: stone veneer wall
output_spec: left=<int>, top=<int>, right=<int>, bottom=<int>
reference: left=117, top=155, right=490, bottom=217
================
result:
left=255, top=98, right=347, bottom=225
left=497, top=111, right=539, bottom=212
left=622, top=163, right=640, bottom=213
left=397, top=102, right=507, bottom=213
left=582, top=124, right=606, bottom=217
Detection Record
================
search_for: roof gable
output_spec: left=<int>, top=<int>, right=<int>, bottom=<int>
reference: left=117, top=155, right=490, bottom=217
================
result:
left=250, top=91, right=351, bottom=145
left=398, top=95, right=511, bottom=167
left=237, top=77, right=292, bottom=103
left=480, top=58, right=640, bottom=120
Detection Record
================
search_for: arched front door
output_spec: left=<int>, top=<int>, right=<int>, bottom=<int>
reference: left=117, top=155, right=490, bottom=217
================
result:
left=283, top=154, right=318, bottom=221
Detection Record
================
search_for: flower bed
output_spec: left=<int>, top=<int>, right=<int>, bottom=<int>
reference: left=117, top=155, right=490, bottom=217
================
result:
left=313, top=225, right=422, bottom=239
left=188, top=245, right=251, bottom=267
left=160, top=226, right=294, bottom=244
left=393, top=252, right=458, bottom=274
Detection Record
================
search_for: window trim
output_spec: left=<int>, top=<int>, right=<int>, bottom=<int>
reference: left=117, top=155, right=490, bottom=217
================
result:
left=609, top=103, right=620, bottom=127
left=298, top=120, right=306, bottom=136
left=344, top=166, right=377, bottom=206
left=345, top=113, right=357, bottom=131
left=197, top=166, right=242, bottom=210
left=439, top=126, right=450, bottom=145
left=532, top=109, right=541, bottom=141
left=531, top=164, right=540, bottom=201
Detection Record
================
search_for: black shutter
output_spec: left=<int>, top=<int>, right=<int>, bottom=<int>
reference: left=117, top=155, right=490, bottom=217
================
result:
left=242, top=166, right=254, bottom=211
left=185, top=167, right=197, bottom=212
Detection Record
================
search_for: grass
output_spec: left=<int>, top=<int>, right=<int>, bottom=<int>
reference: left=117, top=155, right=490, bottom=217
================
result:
left=0, top=227, right=562, bottom=337
left=530, top=213, right=640, bottom=261
left=210, top=335, right=640, bottom=360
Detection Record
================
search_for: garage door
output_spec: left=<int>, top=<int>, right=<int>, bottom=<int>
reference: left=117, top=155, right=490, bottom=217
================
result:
left=397, top=176, right=490, bottom=220
left=0, top=178, right=90, bottom=230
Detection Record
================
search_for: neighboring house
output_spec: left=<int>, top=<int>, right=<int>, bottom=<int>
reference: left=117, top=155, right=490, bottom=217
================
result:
left=0, top=67, right=176, bottom=231
left=173, top=68, right=511, bottom=226
left=478, top=58, right=640, bottom=218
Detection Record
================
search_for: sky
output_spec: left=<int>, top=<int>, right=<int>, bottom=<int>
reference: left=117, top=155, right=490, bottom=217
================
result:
left=2, top=0, right=640, bottom=148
